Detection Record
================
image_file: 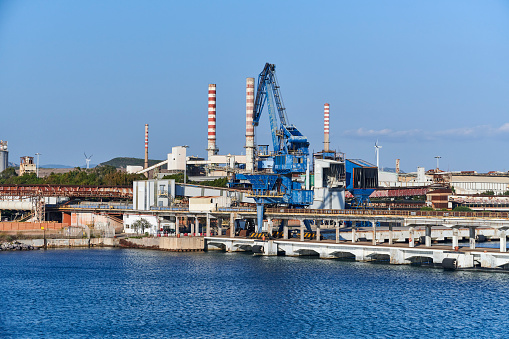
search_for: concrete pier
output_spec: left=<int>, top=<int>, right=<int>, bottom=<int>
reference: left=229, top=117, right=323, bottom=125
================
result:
left=205, top=236, right=509, bottom=270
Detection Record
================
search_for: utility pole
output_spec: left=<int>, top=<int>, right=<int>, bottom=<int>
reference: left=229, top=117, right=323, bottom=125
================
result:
left=435, top=156, right=441, bottom=170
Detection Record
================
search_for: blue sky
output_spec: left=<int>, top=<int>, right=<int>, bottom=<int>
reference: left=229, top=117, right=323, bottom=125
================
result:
left=0, top=0, right=508, bottom=172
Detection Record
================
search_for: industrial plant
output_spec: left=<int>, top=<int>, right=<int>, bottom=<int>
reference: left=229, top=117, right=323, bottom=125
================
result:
left=2, top=63, right=509, bottom=271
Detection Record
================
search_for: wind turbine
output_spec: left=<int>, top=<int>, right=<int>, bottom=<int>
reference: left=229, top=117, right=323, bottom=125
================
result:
left=374, top=140, right=382, bottom=169
left=84, top=153, right=93, bottom=169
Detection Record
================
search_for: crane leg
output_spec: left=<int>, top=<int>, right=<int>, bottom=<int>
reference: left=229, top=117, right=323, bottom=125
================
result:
left=304, top=220, right=312, bottom=232
left=256, top=203, right=264, bottom=233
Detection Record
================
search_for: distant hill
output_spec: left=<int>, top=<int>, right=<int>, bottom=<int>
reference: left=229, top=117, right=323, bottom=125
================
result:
left=99, top=157, right=164, bottom=168
left=40, top=164, right=74, bottom=169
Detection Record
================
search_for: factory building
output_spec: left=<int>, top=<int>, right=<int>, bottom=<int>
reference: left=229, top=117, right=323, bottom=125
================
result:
left=379, top=165, right=509, bottom=195
left=19, top=156, right=36, bottom=176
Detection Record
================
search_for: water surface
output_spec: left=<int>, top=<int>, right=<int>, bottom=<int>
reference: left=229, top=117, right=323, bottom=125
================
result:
left=1, top=248, right=508, bottom=338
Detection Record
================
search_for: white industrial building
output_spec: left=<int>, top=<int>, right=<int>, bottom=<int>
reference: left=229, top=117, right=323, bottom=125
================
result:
left=311, top=158, right=345, bottom=210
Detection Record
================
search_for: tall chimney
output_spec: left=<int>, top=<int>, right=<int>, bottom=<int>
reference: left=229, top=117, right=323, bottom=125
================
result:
left=144, top=124, right=149, bottom=178
left=245, top=78, right=255, bottom=172
left=207, top=84, right=218, bottom=159
left=396, top=159, right=400, bottom=174
left=324, top=103, right=330, bottom=152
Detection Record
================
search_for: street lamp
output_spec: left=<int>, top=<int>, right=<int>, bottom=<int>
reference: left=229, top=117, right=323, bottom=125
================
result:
left=435, top=156, right=441, bottom=170
left=35, top=153, right=41, bottom=178
left=181, top=145, right=189, bottom=184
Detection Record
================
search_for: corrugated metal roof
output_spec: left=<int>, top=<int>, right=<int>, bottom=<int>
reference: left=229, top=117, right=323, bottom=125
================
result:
left=348, top=159, right=376, bottom=168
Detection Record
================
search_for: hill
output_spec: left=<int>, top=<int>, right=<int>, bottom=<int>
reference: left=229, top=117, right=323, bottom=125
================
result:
left=99, top=157, right=164, bottom=169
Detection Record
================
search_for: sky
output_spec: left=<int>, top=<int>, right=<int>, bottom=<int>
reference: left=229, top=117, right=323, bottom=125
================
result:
left=0, top=0, right=508, bottom=172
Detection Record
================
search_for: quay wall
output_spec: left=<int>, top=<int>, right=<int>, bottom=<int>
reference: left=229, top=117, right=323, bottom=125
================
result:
left=17, top=237, right=119, bottom=248
left=119, top=237, right=204, bottom=251
left=15, top=236, right=204, bottom=251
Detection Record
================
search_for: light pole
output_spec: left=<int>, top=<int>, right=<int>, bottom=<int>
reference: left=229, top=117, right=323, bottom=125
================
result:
left=435, top=156, right=441, bottom=170
left=35, top=153, right=41, bottom=178
left=181, top=145, right=189, bottom=184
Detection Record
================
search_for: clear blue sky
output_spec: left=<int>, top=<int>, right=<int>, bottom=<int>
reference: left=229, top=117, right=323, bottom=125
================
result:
left=0, top=0, right=508, bottom=172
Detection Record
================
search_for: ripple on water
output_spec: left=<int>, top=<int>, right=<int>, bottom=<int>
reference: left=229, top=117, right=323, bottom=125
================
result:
left=1, top=249, right=509, bottom=338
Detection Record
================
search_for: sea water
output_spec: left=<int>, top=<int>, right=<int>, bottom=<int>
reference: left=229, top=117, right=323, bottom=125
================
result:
left=1, top=248, right=509, bottom=338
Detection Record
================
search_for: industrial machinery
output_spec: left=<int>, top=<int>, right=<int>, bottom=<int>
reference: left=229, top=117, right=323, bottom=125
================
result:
left=231, top=63, right=313, bottom=232
left=345, top=159, right=378, bottom=208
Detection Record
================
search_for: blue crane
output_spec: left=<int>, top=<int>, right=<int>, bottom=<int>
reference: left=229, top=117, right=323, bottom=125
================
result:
left=232, top=63, right=313, bottom=233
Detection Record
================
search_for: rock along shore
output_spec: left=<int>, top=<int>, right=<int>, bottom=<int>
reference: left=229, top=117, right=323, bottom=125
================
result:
left=0, top=241, right=36, bottom=251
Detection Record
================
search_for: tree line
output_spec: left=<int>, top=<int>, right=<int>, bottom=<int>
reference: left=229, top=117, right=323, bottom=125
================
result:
left=0, top=166, right=145, bottom=186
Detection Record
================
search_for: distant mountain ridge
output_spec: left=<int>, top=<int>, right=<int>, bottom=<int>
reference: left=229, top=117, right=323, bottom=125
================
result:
left=99, top=157, right=164, bottom=168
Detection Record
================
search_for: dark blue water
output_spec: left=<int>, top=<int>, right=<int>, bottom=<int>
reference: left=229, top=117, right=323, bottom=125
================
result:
left=1, top=249, right=509, bottom=338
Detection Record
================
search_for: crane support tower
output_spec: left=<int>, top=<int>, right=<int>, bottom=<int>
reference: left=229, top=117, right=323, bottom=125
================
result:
left=231, top=63, right=313, bottom=232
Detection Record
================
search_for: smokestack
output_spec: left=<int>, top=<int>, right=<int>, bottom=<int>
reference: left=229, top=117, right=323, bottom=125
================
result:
left=207, top=84, right=218, bottom=159
left=396, top=159, right=400, bottom=174
left=245, top=77, right=255, bottom=172
left=144, top=124, right=149, bottom=178
left=324, top=103, right=330, bottom=152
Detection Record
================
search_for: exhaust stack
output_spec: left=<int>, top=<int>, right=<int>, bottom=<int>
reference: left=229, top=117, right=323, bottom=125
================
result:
left=144, top=124, right=149, bottom=178
left=245, top=78, right=255, bottom=172
left=207, top=84, right=218, bottom=159
left=324, top=103, right=330, bottom=152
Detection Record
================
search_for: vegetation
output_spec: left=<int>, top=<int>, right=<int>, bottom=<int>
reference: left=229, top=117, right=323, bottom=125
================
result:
left=99, top=157, right=163, bottom=168
left=131, top=218, right=151, bottom=234
left=420, top=206, right=434, bottom=211
left=482, top=190, right=495, bottom=196
left=0, top=165, right=145, bottom=186
left=452, top=206, right=473, bottom=212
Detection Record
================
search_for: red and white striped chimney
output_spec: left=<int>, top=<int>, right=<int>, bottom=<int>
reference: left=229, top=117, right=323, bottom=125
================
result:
left=324, top=103, right=330, bottom=152
left=207, top=84, right=218, bottom=159
left=144, top=123, right=149, bottom=178
left=245, top=78, right=255, bottom=172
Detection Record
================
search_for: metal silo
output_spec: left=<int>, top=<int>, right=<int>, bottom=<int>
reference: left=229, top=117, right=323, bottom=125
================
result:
left=0, top=141, right=9, bottom=173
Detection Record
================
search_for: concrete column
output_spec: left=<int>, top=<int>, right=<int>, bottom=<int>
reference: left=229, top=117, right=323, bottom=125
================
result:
left=409, top=227, right=415, bottom=248
left=388, top=223, right=393, bottom=245
left=372, top=220, right=377, bottom=245
left=500, top=230, right=507, bottom=253
left=452, top=228, right=459, bottom=250
left=351, top=225, right=356, bottom=243
left=267, top=218, right=273, bottom=236
left=425, top=225, right=432, bottom=247
left=316, top=225, right=321, bottom=242
left=229, top=213, right=235, bottom=238
left=175, top=216, right=180, bottom=236
left=283, top=225, right=289, bottom=240
left=195, top=217, right=200, bottom=235
left=217, top=218, right=222, bottom=236
left=190, top=217, right=195, bottom=236
left=300, top=221, right=305, bottom=242
left=469, top=227, right=476, bottom=249
left=336, top=224, right=340, bottom=243
left=206, top=214, right=211, bottom=237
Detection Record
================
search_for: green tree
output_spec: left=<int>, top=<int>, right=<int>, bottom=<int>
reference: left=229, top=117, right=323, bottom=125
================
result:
left=132, top=218, right=152, bottom=234
left=453, top=206, right=472, bottom=212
